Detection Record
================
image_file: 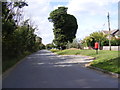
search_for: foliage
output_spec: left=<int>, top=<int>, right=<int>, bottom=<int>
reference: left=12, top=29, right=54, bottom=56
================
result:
left=66, top=39, right=82, bottom=49
left=103, top=38, right=120, bottom=46
left=2, top=2, right=42, bottom=72
left=39, top=43, right=46, bottom=50
left=46, top=43, right=54, bottom=49
left=35, top=37, right=45, bottom=50
left=82, top=31, right=108, bottom=47
left=48, top=7, right=78, bottom=50
left=36, top=36, right=42, bottom=43
left=82, top=31, right=120, bottom=48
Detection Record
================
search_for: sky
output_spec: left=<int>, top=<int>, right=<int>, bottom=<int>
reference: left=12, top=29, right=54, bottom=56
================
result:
left=23, top=0, right=119, bottom=45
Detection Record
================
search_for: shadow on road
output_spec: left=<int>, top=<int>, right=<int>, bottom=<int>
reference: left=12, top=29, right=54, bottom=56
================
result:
left=2, top=50, right=118, bottom=88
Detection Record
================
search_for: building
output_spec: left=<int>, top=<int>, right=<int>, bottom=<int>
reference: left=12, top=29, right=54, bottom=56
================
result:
left=102, top=29, right=120, bottom=39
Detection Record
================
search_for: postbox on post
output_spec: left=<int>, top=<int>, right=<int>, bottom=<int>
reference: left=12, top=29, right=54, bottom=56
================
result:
left=95, top=42, right=99, bottom=54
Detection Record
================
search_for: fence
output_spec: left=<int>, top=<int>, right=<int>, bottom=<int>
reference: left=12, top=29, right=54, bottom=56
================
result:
left=83, top=46, right=120, bottom=51
left=103, top=46, right=120, bottom=51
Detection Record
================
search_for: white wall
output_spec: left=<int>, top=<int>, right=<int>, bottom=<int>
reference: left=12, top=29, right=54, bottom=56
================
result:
left=103, top=46, right=120, bottom=51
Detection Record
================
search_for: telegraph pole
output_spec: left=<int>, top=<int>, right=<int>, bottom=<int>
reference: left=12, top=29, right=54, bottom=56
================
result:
left=107, top=12, right=111, bottom=51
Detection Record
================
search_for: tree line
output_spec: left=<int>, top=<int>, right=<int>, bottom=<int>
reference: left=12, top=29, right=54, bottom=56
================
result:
left=81, top=31, right=120, bottom=49
left=2, top=2, right=44, bottom=65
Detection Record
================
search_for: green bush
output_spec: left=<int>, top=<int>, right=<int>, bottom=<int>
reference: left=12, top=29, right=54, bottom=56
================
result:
left=103, top=38, right=120, bottom=46
left=39, top=44, right=46, bottom=50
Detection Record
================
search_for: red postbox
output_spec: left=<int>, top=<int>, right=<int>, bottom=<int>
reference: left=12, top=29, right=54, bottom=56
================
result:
left=95, top=42, right=99, bottom=49
left=95, top=42, right=99, bottom=54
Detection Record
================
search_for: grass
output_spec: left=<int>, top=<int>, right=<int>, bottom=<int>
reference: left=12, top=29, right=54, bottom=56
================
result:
left=50, top=49, right=120, bottom=74
left=2, top=51, right=32, bottom=73
left=50, top=49, right=60, bottom=53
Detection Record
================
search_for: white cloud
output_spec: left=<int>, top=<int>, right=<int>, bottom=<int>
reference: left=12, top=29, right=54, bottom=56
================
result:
left=67, top=0, right=119, bottom=15
left=66, top=0, right=118, bottom=40
left=24, top=0, right=54, bottom=44
left=23, top=0, right=118, bottom=44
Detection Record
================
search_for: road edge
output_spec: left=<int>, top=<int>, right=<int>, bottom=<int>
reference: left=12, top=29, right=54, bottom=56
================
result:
left=2, top=56, right=27, bottom=79
left=85, top=64, right=120, bottom=78
left=2, top=51, right=39, bottom=79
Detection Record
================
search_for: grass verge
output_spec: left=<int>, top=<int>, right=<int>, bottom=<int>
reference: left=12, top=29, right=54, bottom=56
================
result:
left=50, top=49, right=120, bottom=74
left=2, top=51, right=32, bottom=73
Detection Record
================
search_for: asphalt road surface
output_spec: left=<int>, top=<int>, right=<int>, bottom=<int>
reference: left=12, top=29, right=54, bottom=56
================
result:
left=3, top=50, right=118, bottom=88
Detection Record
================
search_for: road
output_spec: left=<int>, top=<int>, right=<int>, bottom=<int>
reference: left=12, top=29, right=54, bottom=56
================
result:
left=3, top=50, right=118, bottom=88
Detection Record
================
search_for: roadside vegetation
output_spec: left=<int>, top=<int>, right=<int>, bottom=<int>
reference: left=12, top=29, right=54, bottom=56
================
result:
left=50, top=49, right=120, bottom=74
left=2, top=2, right=45, bottom=72
left=81, top=31, right=120, bottom=49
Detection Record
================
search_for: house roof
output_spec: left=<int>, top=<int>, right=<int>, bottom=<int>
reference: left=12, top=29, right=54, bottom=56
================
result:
left=102, top=29, right=120, bottom=36
left=113, top=29, right=120, bottom=36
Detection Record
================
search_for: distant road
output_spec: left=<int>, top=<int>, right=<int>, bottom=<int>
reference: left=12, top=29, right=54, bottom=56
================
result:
left=3, top=50, right=118, bottom=88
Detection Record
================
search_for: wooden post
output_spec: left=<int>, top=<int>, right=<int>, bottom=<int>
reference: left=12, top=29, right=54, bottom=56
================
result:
left=107, top=12, right=111, bottom=51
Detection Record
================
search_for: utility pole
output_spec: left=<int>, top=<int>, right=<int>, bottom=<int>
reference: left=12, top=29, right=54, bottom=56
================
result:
left=107, top=12, right=111, bottom=51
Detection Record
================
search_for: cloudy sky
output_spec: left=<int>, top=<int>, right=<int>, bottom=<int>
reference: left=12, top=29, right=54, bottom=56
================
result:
left=23, top=0, right=119, bottom=45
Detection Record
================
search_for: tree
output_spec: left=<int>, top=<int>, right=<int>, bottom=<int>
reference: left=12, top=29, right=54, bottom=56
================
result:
left=103, top=37, right=120, bottom=46
left=39, top=44, right=46, bottom=50
left=90, top=32, right=108, bottom=47
left=2, top=1, right=41, bottom=61
left=66, top=38, right=82, bottom=49
left=48, top=7, right=78, bottom=50
left=46, top=43, right=55, bottom=49
left=2, top=1, right=44, bottom=72
left=2, top=2, right=18, bottom=59
left=82, top=31, right=107, bottom=48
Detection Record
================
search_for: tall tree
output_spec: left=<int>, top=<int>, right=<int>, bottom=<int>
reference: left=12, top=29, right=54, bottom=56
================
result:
left=2, top=2, right=17, bottom=59
left=48, top=7, right=78, bottom=50
left=2, top=1, right=44, bottom=72
left=2, top=1, right=41, bottom=61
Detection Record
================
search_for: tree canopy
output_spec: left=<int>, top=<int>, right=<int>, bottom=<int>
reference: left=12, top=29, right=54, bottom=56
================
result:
left=82, top=31, right=120, bottom=48
left=82, top=31, right=108, bottom=47
left=2, top=2, right=43, bottom=63
left=48, top=7, right=78, bottom=49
